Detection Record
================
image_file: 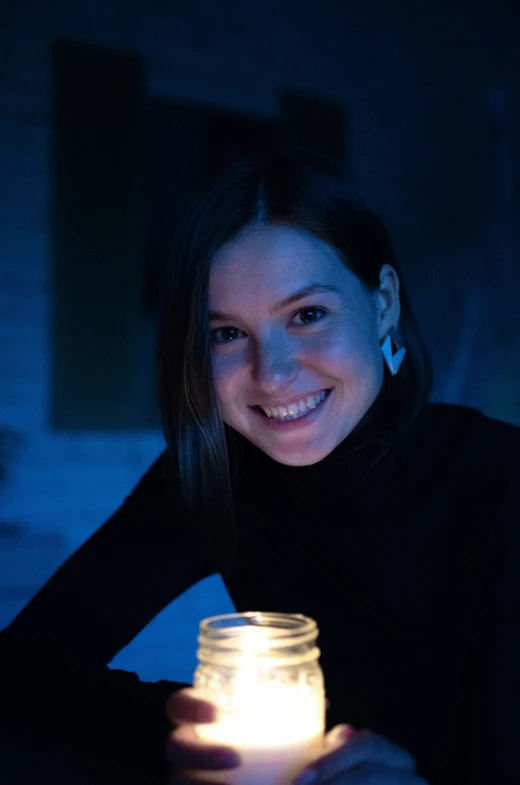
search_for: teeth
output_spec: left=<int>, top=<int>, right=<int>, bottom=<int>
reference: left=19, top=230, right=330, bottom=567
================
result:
left=261, top=390, right=328, bottom=421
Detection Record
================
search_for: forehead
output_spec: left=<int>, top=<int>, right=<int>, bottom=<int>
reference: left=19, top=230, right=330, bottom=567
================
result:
left=209, top=224, right=349, bottom=305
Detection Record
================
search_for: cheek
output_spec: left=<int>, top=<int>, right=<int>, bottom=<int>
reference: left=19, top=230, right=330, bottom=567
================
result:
left=310, top=323, right=380, bottom=374
left=212, top=354, right=245, bottom=407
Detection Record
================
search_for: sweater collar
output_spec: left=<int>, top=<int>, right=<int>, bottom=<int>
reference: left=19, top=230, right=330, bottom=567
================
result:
left=227, top=385, right=423, bottom=514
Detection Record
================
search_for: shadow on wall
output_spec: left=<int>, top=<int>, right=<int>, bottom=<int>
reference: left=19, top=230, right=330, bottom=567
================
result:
left=52, top=40, right=347, bottom=433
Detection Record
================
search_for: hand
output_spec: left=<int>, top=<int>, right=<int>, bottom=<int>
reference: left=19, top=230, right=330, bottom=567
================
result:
left=165, top=687, right=241, bottom=785
left=293, top=725, right=429, bottom=785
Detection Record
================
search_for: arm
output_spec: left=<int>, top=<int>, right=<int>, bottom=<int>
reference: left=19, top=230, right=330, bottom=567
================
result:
left=466, top=475, right=520, bottom=784
left=0, top=451, right=214, bottom=778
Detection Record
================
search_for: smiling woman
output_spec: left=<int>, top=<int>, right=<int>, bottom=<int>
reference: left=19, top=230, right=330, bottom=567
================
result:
left=157, top=150, right=432, bottom=571
left=208, top=224, right=399, bottom=466
left=1, top=149, right=519, bottom=785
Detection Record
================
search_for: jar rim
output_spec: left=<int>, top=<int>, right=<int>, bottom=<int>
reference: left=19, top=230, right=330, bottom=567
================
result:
left=198, top=612, right=318, bottom=649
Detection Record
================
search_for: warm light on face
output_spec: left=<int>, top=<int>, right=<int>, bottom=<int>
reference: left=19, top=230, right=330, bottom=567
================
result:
left=209, top=224, right=399, bottom=466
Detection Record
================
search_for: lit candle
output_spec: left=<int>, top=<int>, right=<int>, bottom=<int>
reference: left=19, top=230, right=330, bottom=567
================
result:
left=188, top=612, right=325, bottom=785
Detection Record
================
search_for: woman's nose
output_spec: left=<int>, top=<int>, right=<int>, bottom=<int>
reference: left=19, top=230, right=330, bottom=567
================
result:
left=251, top=339, right=299, bottom=391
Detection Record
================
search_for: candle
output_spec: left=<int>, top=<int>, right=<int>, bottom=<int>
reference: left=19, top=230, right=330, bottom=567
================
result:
left=188, top=612, right=325, bottom=785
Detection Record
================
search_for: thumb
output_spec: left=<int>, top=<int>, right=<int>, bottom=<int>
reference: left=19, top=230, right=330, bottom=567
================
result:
left=324, top=725, right=355, bottom=752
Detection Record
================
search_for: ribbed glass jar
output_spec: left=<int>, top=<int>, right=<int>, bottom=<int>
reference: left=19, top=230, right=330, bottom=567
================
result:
left=191, top=611, right=325, bottom=785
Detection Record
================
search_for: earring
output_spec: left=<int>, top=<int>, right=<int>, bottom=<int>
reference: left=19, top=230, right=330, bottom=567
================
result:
left=381, top=329, right=406, bottom=376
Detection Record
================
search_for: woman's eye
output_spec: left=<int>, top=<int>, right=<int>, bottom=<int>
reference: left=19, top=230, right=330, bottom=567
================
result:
left=292, top=306, right=328, bottom=325
left=211, top=307, right=328, bottom=345
left=211, top=326, right=244, bottom=344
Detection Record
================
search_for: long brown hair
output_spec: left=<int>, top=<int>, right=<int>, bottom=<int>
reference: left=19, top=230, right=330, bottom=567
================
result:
left=157, top=150, right=433, bottom=576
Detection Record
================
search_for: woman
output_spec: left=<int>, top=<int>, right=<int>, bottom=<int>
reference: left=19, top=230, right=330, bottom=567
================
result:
left=0, top=150, right=518, bottom=785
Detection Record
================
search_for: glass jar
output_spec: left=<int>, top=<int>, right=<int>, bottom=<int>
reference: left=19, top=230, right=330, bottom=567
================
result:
left=191, top=611, right=325, bottom=785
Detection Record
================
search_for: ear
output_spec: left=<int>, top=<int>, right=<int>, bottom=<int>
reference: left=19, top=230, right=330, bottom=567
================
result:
left=376, top=264, right=401, bottom=341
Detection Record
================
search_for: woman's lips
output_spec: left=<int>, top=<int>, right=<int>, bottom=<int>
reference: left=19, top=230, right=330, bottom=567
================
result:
left=251, top=388, right=330, bottom=410
left=250, top=389, right=332, bottom=430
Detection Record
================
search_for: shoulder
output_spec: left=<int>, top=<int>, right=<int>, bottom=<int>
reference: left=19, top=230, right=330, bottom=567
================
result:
left=123, top=449, right=177, bottom=505
left=427, top=401, right=519, bottom=437
left=424, top=402, right=520, bottom=467
left=408, top=406, right=519, bottom=576
left=402, top=404, right=520, bottom=508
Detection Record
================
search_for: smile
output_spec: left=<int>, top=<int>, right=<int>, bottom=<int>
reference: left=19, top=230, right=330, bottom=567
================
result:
left=260, top=390, right=328, bottom=420
left=251, top=389, right=332, bottom=428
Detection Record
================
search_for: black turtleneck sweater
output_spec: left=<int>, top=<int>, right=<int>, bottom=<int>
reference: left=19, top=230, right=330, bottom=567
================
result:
left=0, top=403, right=519, bottom=785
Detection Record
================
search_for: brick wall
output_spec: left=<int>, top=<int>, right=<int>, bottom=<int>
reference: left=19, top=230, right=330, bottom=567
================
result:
left=1, top=0, right=519, bottom=670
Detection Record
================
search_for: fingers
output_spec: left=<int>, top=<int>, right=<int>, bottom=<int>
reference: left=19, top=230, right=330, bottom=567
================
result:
left=165, top=688, right=241, bottom=782
left=295, top=728, right=416, bottom=785
left=166, top=688, right=218, bottom=724
left=323, top=724, right=354, bottom=751
left=166, top=723, right=241, bottom=771
left=328, top=728, right=415, bottom=771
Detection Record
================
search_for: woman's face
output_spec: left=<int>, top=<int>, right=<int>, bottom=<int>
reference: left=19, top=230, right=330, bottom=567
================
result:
left=209, top=224, right=400, bottom=466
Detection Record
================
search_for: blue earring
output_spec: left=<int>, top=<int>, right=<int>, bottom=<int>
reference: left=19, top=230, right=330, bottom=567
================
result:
left=381, top=330, right=406, bottom=376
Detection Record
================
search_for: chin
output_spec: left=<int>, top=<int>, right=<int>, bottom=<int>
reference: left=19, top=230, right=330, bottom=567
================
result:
left=264, top=438, right=342, bottom=467
left=275, top=454, right=328, bottom=467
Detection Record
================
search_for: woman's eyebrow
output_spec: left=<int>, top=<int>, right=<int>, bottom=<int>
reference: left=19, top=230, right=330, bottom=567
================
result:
left=209, top=282, right=341, bottom=321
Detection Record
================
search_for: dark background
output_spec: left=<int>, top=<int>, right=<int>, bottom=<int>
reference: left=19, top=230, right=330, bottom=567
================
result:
left=0, top=0, right=519, bottom=682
